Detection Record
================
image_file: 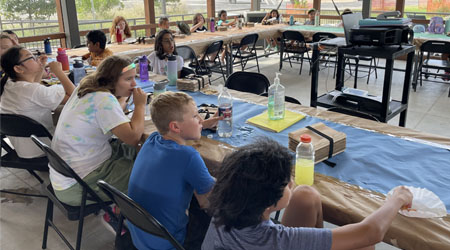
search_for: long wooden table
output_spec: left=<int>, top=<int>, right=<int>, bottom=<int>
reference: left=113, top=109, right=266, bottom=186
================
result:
left=142, top=89, right=450, bottom=250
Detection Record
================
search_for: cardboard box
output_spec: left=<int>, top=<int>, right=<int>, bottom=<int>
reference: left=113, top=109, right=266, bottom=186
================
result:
left=177, top=74, right=210, bottom=92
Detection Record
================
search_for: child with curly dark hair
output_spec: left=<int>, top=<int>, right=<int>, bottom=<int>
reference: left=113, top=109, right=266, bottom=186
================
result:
left=202, top=137, right=413, bottom=250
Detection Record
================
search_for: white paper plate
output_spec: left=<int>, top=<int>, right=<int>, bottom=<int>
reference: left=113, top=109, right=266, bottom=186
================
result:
left=387, top=186, right=447, bottom=218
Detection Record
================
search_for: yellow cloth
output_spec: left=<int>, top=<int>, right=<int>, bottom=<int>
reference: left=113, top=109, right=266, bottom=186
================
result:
left=246, top=109, right=305, bottom=133
left=83, top=48, right=114, bottom=66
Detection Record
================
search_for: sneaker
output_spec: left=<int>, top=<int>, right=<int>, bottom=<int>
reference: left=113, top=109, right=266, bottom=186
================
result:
left=102, top=211, right=127, bottom=236
left=265, top=45, right=272, bottom=51
left=273, top=46, right=278, bottom=52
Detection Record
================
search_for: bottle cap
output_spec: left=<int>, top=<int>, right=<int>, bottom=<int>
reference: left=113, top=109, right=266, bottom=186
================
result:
left=167, top=55, right=176, bottom=61
left=58, top=48, right=63, bottom=51
left=73, top=60, right=84, bottom=68
left=300, top=134, right=311, bottom=143
left=274, top=72, right=282, bottom=85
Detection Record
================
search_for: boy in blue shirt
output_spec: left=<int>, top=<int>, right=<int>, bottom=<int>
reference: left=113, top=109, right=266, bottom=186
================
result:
left=128, top=91, right=219, bottom=250
left=202, top=138, right=413, bottom=250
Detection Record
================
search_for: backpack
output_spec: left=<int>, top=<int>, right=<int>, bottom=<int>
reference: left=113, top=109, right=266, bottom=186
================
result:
left=428, top=17, right=445, bottom=34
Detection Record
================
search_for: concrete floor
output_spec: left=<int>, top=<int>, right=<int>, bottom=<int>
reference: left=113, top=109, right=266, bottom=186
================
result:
left=1, top=51, right=449, bottom=250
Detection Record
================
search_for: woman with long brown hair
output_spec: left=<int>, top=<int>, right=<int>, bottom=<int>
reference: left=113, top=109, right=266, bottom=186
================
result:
left=110, top=16, right=132, bottom=43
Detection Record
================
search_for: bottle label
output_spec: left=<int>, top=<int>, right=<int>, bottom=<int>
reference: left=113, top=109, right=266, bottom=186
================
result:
left=219, top=106, right=232, bottom=119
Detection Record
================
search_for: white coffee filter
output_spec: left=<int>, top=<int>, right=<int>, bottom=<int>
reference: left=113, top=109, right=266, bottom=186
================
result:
left=387, top=186, right=447, bottom=218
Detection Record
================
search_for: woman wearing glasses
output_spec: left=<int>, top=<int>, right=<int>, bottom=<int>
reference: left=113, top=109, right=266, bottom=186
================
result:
left=148, top=29, right=184, bottom=77
left=0, top=46, right=74, bottom=159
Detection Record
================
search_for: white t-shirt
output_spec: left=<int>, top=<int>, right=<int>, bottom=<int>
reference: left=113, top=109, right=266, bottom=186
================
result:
left=0, top=80, right=65, bottom=158
left=148, top=52, right=184, bottom=75
left=50, top=89, right=130, bottom=190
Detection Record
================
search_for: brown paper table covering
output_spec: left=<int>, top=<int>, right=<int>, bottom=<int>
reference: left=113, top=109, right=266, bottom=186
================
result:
left=66, top=24, right=284, bottom=59
left=142, top=89, right=450, bottom=250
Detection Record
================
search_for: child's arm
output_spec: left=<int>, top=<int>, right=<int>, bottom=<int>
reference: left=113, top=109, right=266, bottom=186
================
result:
left=262, top=12, right=270, bottom=23
left=190, top=19, right=205, bottom=33
left=48, top=61, right=75, bottom=104
left=111, top=88, right=147, bottom=146
left=330, top=186, right=412, bottom=250
left=81, top=52, right=90, bottom=61
left=35, top=55, right=48, bottom=82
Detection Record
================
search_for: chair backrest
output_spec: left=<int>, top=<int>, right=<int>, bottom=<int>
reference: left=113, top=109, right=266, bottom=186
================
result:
left=31, top=135, right=105, bottom=203
left=260, top=92, right=302, bottom=105
left=0, top=113, right=53, bottom=139
left=97, top=180, right=185, bottom=250
left=204, top=40, right=223, bottom=57
left=327, top=107, right=379, bottom=122
left=176, top=46, right=197, bottom=62
left=312, top=32, right=337, bottom=42
left=282, top=30, right=307, bottom=43
left=239, top=33, right=258, bottom=47
left=420, top=40, right=450, bottom=54
left=225, top=72, right=269, bottom=95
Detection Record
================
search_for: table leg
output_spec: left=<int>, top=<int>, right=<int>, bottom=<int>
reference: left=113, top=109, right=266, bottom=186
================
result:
left=399, top=51, right=414, bottom=127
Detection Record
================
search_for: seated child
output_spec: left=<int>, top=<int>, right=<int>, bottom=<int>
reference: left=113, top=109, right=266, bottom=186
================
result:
left=51, top=56, right=147, bottom=208
left=0, top=46, right=75, bottom=158
left=262, top=9, right=281, bottom=51
left=190, top=13, right=208, bottom=33
left=159, top=17, right=177, bottom=34
left=148, top=30, right=183, bottom=77
left=338, top=9, right=353, bottom=27
left=1, top=35, right=15, bottom=57
left=304, top=8, right=316, bottom=25
left=128, top=91, right=220, bottom=250
left=110, top=16, right=132, bottom=43
left=202, top=138, right=413, bottom=250
left=1, top=30, right=19, bottom=45
left=81, top=30, right=113, bottom=66
left=217, top=10, right=236, bottom=27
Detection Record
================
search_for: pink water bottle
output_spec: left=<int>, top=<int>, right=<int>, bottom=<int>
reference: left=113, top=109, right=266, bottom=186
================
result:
left=56, top=48, right=70, bottom=71
left=116, top=26, right=123, bottom=44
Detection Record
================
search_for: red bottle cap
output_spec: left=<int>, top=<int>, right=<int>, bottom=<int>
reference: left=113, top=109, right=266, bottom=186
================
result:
left=58, top=48, right=63, bottom=51
left=300, top=134, right=311, bottom=143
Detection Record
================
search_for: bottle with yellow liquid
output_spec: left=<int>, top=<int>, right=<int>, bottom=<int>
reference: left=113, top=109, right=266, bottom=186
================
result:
left=295, top=134, right=315, bottom=186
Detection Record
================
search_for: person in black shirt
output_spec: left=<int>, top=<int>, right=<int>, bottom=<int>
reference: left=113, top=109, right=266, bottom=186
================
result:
left=190, top=13, right=208, bottom=33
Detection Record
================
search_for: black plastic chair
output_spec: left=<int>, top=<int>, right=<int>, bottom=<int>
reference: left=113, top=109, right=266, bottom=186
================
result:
left=0, top=114, right=52, bottom=185
left=231, top=33, right=260, bottom=72
left=260, top=92, right=302, bottom=105
left=280, top=30, right=311, bottom=75
left=97, top=180, right=186, bottom=250
left=225, top=72, right=269, bottom=95
left=313, top=32, right=338, bottom=77
left=344, top=55, right=378, bottom=88
left=31, top=135, right=113, bottom=250
left=176, top=45, right=207, bottom=76
left=327, top=107, right=379, bottom=122
left=418, top=40, right=450, bottom=97
left=197, top=40, right=226, bottom=83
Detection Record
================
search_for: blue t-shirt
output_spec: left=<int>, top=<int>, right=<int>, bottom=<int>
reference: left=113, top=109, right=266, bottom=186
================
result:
left=201, top=219, right=332, bottom=250
left=128, top=132, right=215, bottom=250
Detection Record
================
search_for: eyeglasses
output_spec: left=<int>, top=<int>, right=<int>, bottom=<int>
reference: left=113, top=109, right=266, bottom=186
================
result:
left=162, top=38, right=174, bottom=44
left=16, top=55, right=36, bottom=65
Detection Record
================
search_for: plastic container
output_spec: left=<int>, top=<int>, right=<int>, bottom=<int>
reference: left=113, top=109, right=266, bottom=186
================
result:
left=210, top=18, right=215, bottom=32
left=218, top=85, right=233, bottom=138
left=268, top=72, right=285, bottom=120
left=289, top=16, right=294, bottom=26
left=314, top=11, right=320, bottom=27
left=145, top=94, right=152, bottom=120
left=44, top=38, right=52, bottom=55
left=56, top=48, right=70, bottom=71
left=153, top=81, right=166, bottom=96
left=139, top=55, right=149, bottom=82
left=116, top=26, right=123, bottom=44
left=295, top=134, right=315, bottom=186
left=238, top=15, right=243, bottom=29
left=279, top=13, right=283, bottom=24
left=167, top=55, right=177, bottom=86
left=72, top=60, right=86, bottom=86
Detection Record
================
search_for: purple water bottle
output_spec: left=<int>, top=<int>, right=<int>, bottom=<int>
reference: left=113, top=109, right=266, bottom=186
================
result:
left=210, top=18, right=215, bottom=32
left=139, top=55, right=149, bottom=82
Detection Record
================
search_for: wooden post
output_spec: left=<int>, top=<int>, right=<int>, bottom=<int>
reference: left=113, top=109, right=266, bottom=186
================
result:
left=144, top=0, right=156, bottom=36
left=55, top=0, right=66, bottom=48
left=313, top=0, right=321, bottom=11
left=396, top=0, right=406, bottom=17
left=207, top=0, right=216, bottom=31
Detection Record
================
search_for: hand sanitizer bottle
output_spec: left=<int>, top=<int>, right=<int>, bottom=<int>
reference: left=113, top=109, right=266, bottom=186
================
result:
left=268, top=72, right=285, bottom=120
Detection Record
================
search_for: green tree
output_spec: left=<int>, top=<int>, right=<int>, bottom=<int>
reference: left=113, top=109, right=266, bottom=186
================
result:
left=75, top=0, right=124, bottom=18
left=0, top=0, right=56, bottom=20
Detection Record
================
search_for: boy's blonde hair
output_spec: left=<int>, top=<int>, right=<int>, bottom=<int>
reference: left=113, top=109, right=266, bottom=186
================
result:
left=150, top=91, right=194, bottom=135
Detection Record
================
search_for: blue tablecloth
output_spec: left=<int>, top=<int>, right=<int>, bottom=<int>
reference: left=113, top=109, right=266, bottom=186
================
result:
left=137, top=79, right=450, bottom=213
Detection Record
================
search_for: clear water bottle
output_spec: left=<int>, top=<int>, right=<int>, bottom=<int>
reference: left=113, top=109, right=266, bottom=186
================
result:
left=73, top=60, right=86, bottom=86
left=268, top=72, right=285, bottom=120
left=218, top=85, right=233, bottom=138
left=139, top=55, right=149, bottom=82
left=314, top=11, right=320, bottom=27
left=295, top=134, right=315, bottom=186
left=289, top=15, right=294, bottom=26
left=279, top=13, right=283, bottom=24
left=167, top=55, right=177, bottom=86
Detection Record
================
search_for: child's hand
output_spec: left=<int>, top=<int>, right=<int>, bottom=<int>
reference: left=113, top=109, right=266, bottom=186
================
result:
left=202, top=111, right=223, bottom=129
left=132, top=88, right=147, bottom=107
left=38, top=55, right=48, bottom=67
left=48, top=61, right=63, bottom=74
left=391, top=186, right=413, bottom=209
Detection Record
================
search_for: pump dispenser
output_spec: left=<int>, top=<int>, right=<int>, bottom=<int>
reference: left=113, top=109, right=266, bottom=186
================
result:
left=268, top=72, right=285, bottom=120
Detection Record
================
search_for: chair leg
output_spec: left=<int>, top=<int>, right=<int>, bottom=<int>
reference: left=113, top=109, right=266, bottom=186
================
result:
left=255, top=54, right=260, bottom=73
left=115, top=214, right=125, bottom=243
left=367, top=58, right=373, bottom=85
left=354, top=59, right=359, bottom=89
left=279, top=47, right=283, bottom=70
left=75, top=189, right=88, bottom=250
left=299, top=53, right=304, bottom=75
left=42, top=198, right=53, bottom=249
left=373, top=58, right=378, bottom=79
left=27, top=169, right=44, bottom=183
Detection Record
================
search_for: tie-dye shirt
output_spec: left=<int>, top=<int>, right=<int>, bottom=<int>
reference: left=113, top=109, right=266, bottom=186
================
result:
left=51, top=88, right=130, bottom=190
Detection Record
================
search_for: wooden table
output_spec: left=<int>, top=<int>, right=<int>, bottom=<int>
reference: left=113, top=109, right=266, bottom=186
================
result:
left=142, top=89, right=450, bottom=250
